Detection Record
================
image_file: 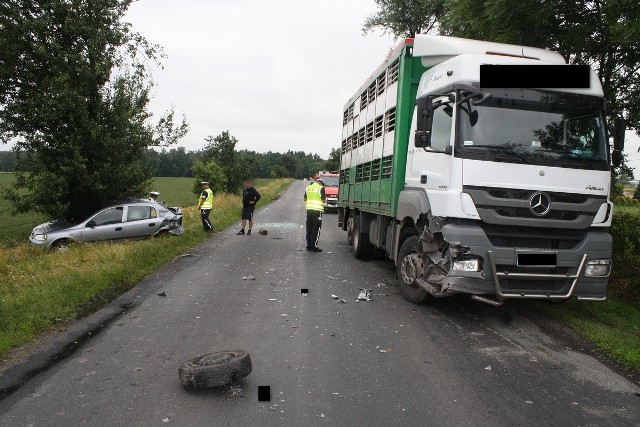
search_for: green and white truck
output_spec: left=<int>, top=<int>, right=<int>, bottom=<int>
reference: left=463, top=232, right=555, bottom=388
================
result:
left=337, top=35, right=625, bottom=306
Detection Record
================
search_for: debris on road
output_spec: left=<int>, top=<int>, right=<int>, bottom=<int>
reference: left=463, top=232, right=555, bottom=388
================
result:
left=330, top=333, right=336, bottom=337
left=379, top=348, right=392, bottom=353
left=268, top=298, right=279, bottom=301
left=326, top=251, right=333, bottom=254
left=331, top=294, right=339, bottom=299
left=163, top=418, right=170, bottom=423
left=242, top=276, right=256, bottom=281
left=356, top=289, right=372, bottom=301
left=157, top=291, right=167, bottom=297
left=339, top=299, right=347, bottom=303
left=259, top=229, right=268, bottom=235
left=485, top=365, right=492, bottom=371
left=281, top=314, right=288, bottom=317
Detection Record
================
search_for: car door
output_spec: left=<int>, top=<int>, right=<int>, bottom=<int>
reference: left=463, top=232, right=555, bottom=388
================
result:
left=121, top=205, right=159, bottom=239
left=81, top=207, right=125, bottom=242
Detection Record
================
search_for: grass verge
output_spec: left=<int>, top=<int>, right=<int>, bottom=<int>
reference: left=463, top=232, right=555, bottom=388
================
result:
left=0, top=178, right=293, bottom=360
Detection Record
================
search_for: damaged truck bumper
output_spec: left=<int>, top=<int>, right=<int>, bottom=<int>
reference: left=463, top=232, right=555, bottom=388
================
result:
left=435, top=223, right=612, bottom=305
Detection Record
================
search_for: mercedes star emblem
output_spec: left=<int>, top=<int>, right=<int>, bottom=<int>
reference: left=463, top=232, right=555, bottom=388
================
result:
left=529, top=192, right=551, bottom=216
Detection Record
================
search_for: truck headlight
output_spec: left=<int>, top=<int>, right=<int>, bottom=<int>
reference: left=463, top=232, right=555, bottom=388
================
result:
left=585, top=259, right=611, bottom=277
left=452, top=259, right=480, bottom=272
left=33, top=234, right=46, bottom=241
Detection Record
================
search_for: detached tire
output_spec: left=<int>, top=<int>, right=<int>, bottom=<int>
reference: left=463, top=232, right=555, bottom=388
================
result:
left=397, top=236, right=431, bottom=304
left=352, top=216, right=373, bottom=260
left=179, top=350, right=252, bottom=389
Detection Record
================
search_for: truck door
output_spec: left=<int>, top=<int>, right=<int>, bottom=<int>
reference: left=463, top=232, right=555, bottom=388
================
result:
left=407, top=95, right=454, bottom=193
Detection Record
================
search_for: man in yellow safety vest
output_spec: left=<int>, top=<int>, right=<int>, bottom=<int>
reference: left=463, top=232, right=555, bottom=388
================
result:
left=198, top=181, right=214, bottom=232
left=304, top=179, right=326, bottom=252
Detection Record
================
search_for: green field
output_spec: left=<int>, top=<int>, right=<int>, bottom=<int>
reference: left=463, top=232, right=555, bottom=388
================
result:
left=0, top=173, right=47, bottom=247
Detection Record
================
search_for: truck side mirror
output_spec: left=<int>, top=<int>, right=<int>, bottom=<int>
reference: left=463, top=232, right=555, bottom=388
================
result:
left=612, top=118, right=625, bottom=168
left=416, top=97, right=432, bottom=132
left=415, top=130, right=430, bottom=147
left=613, top=118, right=625, bottom=152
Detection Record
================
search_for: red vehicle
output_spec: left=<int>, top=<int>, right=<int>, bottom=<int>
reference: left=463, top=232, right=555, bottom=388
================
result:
left=317, top=172, right=339, bottom=211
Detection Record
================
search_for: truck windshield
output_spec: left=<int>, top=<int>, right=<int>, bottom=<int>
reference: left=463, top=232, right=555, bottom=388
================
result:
left=320, top=177, right=339, bottom=187
left=457, top=91, right=609, bottom=170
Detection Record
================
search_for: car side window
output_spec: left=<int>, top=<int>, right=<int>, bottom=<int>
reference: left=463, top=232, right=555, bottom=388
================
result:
left=127, top=206, right=157, bottom=221
left=430, top=103, right=453, bottom=152
left=91, top=207, right=124, bottom=226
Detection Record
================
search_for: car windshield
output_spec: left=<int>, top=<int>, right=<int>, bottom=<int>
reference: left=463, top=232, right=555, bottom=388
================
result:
left=320, top=176, right=339, bottom=187
left=457, top=90, right=609, bottom=170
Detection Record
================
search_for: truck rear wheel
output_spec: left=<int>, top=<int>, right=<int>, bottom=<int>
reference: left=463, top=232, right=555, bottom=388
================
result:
left=346, top=215, right=354, bottom=246
left=352, top=216, right=373, bottom=260
left=397, top=236, right=431, bottom=304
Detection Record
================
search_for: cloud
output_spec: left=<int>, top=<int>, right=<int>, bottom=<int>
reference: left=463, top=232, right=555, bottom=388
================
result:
left=126, top=0, right=397, bottom=157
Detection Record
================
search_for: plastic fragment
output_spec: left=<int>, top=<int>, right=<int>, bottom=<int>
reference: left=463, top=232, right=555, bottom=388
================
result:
left=259, top=229, right=268, bottom=235
left=485, top=365, right=491, bottom=371
left=339, top=299, right=347, bottom=304
left=163, top=418, right=169, bottom=423
left=331, top=294, right=338, bottom=299
left=268, top=298, right=279, bottom=301
left=356, top=289, right=372, bottom=301
left=379, top=348, right=392, bottom=353
left=157, top=291, right=167, bottom=297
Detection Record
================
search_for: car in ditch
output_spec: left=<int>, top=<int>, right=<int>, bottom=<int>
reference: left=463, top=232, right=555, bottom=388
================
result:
left=29, top=199, right=184, bottom=250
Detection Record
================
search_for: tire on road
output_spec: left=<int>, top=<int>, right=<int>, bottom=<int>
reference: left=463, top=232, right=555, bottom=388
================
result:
left=352, top=215, right=373, bottom=260
left=179, top=350, right=252, bottom=389
left=397, top=236, right=431, bottom=304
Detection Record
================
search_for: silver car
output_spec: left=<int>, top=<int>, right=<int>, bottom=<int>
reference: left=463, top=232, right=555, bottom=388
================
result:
left=29, top=199, right=184, bottom=250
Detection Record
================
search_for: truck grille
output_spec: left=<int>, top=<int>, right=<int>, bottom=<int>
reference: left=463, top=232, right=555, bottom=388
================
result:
left=464, top=186, right=606, bottom=230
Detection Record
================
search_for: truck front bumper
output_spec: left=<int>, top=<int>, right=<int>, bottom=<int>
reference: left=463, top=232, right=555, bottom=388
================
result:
left=436, top=223, right=611, bottom=303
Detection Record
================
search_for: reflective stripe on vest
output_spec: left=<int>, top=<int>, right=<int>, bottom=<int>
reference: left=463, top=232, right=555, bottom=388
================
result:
left=305, top=183, right=324, bottom=212
left=201, top=188, right=213, bottom=209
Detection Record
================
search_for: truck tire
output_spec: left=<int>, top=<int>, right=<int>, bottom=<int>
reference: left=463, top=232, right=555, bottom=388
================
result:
left=179, top=350, right=252, bottom=389
left=346, top=215, right=355, bottom=246
left=397, top=236, right=431, bottom=304
left=352, top=216, right=373, bottom=260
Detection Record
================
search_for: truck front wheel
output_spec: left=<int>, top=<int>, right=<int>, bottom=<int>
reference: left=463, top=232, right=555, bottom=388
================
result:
left=352, top=216, right=373, bottom=260
left=397, top=236, right=431, bottom=304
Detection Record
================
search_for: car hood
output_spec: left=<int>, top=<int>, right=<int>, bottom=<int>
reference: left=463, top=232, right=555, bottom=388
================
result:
left=32, top=219, right=76, bottom=234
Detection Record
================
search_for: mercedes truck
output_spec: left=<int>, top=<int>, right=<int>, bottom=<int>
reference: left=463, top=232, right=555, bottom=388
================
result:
left=337, top=35, right=625, bottom=306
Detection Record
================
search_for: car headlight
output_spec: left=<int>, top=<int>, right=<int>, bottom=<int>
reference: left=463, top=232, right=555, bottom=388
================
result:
left=585, top=259, right=611, bottom=277
left=452, top=259, right=480, bottom=272
left=32, top=234, right=46, bottom=241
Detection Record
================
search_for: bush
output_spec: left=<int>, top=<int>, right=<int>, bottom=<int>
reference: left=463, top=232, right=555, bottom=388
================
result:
left=610, top=211, right=640, bottom=264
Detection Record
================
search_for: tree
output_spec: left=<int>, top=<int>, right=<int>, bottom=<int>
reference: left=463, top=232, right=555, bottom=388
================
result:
left=0, top=0, right=188, bottom=220
left=191, top=160, right=227, bottom=196
left=323, top=148, right=340, bottom=172
left=440, top=0, right=640, bottom=136
left=362, top=0, right=445, bottom=37
left=203, top=131, right=252, bottom=193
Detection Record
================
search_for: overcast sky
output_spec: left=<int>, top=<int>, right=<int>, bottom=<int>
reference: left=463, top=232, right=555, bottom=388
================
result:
left=124, top=0, right=396, bottom=159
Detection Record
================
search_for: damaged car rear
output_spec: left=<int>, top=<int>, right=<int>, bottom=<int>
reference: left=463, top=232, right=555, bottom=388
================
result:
left=30, top=199, right=184, bottom=250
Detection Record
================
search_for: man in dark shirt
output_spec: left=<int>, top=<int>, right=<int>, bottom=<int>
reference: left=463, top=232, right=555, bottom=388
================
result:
left=237, top=178, right=261, bottom=235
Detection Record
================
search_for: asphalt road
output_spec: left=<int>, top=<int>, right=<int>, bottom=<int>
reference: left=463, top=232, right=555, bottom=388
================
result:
left=1, top=180, right=639, bottom=427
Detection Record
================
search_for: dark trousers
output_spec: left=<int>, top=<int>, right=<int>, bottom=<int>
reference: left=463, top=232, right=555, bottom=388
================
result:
left=201, top=209, right=213, bottom=231
left=306, top=210, right=322, bottom=248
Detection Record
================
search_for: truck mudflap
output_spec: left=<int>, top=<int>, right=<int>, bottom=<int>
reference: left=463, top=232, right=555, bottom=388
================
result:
left=431, top=223, right=612, bottom=306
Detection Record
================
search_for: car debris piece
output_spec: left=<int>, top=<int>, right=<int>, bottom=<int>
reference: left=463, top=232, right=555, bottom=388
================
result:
left=179, top=350, right=252, bottom=389
left=259, top=229, right=268, bottom=235
left=356, top=289, right=372, bottom=301
left=339, top=299, right=347, bottom=303
left=331, top=294, right=338, bottom=299
left=268, top=298, right=279, bottom=301
left=242, top=276, right=256, bottom=281
left=485, top=365, right=492, bottom=371
left=157, top=291, right=167, bottom=297
left=379, top=348, right=392, bottom=353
